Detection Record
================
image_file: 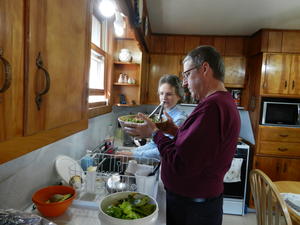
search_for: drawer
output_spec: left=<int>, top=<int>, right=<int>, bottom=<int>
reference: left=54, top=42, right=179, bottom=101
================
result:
left=259, top=141, right=300, bottom=157
left=259, top=126, right=300, bottom=142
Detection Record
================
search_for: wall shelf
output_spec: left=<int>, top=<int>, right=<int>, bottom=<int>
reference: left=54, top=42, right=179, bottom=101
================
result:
left=113, top=61, right=140, bottom=65
left=113, top=82, right=138, bottom=86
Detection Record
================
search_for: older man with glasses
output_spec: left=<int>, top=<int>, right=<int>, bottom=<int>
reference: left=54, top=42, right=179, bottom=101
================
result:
left=124, top=45, right=241, bottom=225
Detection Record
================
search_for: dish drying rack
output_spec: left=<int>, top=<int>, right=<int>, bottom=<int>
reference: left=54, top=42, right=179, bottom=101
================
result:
left=69, top=152, right=160, bottom=209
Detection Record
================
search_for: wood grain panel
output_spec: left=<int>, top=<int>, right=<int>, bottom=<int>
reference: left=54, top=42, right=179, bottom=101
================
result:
left=224, top=57, right=246, bottom=87
left=267, top=31, right=282, bottom=52
left=0, top=119, right=87, bottom=164
left=164, top=35, right=185, bottom=54
left=289, top=54, right=300, bottom=95
left=213, top=37, right=226, bottom=55
left=225, top=37, right=245, bottom=56
left=147, top=54, right=182, bottom=104
left=260, top=126, right=300, bottom=143
left=24, top=0, right=90, bottom=135
left=184, top=36, right=200, bottom=53
left=261, top=54, right=291, bottom=95
left=150, top=35, right=166, bottom=53
left=199, top=36, right=213, bottom=46
left=282, top=31, right=300, bottom=53
left=0, top=0, right=24, bottom=142
left=259, top=141, right=300, bottom=157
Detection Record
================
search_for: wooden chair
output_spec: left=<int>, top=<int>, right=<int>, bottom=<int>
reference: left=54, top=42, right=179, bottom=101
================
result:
left=250, top=169, right=292, bottom=225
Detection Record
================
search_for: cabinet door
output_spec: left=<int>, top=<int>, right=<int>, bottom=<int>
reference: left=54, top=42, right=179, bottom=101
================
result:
left=261, top=54, right=291, bottom=95
left=224, top=57, right=246, bottom=88
left=289, top=55, right=300, bottom=95
left=0, top=0, right=24, bottom=142
left=280, top=158, right=300, bottom=181
left=25, top=0, right=89, bottom=135
left=254, top=156, right=282, bottom=181
left=147, top=54, right=182, bottom=104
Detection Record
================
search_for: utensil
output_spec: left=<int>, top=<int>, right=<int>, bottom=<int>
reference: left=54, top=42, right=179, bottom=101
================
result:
left=148, top=162, right=161, bottom=176
left=157, top=102, right=164, bottom=122
left=148, top=101, right=164, bottom=118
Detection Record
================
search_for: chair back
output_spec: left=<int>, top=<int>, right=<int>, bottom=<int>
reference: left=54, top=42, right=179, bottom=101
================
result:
left=250, top=169, right=292, bottom=225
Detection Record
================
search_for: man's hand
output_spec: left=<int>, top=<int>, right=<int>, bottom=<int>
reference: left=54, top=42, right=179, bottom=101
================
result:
left=124, top=113, right=158, bottom=138
left=159, top=111, right=179, bottom=136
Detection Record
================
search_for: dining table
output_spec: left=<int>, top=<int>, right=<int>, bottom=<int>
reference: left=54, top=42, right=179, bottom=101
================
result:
left=274, top=181, right=300, bottom=225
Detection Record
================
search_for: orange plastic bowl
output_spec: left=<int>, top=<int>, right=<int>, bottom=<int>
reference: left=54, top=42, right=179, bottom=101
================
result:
left=32, top=185, right=76, bottom=217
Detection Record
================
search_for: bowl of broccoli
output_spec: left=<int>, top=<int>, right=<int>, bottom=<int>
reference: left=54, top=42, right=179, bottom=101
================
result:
left=98, top=191, right=158, bottom=225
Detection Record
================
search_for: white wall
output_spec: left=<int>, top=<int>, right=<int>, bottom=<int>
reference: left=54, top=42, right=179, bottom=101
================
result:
left=0, top=112, right=114, bottom=210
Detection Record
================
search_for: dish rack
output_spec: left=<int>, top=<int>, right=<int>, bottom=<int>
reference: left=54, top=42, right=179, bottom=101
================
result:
left=69, top=152, right=160, bottom=209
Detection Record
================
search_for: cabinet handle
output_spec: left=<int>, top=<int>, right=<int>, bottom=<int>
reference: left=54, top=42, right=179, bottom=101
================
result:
left=278, top=148, right=288, bottom=152
left=283, top=162, right=287, bottom=173
left=35, top=52, right=50, bottom=110
left=0, top=48, right=12, bottom=93
left=279, top=134, right=288, bottom=137
left=292, top=80, right=295, bottom=89
left=276, top=162, right=280, bottom=173
left=284, top=80, right=287, bottom=88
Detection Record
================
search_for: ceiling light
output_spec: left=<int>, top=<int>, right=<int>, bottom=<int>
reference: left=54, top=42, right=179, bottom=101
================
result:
left=99, top=0, right=116, bottom=18
left=114, top=12, right=126, bottom=36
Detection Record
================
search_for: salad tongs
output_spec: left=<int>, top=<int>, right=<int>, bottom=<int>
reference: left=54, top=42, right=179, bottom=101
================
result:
left=148, top=101, right=165, bottom=122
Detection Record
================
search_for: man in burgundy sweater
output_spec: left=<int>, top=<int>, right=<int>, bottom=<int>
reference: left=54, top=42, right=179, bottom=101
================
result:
left=124, top=46, right=241, bottom=225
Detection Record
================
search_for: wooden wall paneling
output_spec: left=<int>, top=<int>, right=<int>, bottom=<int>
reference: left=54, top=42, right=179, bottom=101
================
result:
left=140, top=52, right=149, bottom=104
left=150, top=35, right=166, bottom=53
left=0, top=0, right=24, bottom=142
left=165, top=35, right=176, bottom=54
left=225, top=37, right=245, bottom=56
left=147, top=54, right=182, bottom=104
left=199, top=36, right=214, bottom=46
left=165, top=35, right=185, bottom=54
left=184, top=36, right=200, bottom=53
left=267, top=31, right=283, bottom=52
left=282, top=31, right=300, bottom=53
left=213, top=37, right=226, bottom=55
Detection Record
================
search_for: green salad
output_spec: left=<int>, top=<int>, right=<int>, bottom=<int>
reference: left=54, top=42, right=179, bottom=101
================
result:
left=120, top=115, right=165, bottom=124
left=105, top=193, right=156, bottom=219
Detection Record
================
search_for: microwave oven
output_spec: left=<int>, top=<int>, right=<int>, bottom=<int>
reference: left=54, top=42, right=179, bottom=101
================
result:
left=261, top=100, right=300, bottom=127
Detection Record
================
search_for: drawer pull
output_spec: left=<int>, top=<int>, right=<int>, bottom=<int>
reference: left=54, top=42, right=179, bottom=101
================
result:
left=278, top=148, right=288, bottom=152
left=279, top=134, right=288, bottom=137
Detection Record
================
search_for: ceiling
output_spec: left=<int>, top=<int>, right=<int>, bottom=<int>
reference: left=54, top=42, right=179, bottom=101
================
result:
left=146, top=0, right=300, bottom=36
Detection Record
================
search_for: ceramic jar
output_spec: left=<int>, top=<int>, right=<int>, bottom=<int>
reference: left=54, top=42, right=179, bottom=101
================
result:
left=118, top=49, right=132, bottom=62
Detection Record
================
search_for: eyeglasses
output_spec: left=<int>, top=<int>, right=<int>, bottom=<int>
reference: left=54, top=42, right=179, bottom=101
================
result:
left=182, top=66, right=198, bottom=79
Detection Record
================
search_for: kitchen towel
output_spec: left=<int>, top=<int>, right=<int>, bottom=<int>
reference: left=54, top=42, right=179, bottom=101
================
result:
left=281, top=193, right=300, bottom=215
left=223, top=158, right=243, bottom=183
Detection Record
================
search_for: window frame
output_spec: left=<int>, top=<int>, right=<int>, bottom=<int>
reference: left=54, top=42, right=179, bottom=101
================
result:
left=88, top=11, right=113, bottom=118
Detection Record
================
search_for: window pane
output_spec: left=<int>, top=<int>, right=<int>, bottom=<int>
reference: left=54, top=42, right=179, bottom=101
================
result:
left=91, top=15, right=101, bottom=47
left=89, top=50, right=104, bottom=90
left=89, top=95, right=106, bottom=103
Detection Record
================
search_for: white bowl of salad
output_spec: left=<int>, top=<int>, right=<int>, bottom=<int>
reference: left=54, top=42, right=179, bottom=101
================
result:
left=98, top=191, right=159, bottom=225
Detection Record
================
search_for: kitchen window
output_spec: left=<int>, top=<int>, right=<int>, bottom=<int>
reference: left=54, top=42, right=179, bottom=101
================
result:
left=88, top=13, right=112, bottom=117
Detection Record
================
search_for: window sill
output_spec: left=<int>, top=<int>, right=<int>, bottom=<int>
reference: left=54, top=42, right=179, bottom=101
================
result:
left=88, top=105, right=112, bottom=118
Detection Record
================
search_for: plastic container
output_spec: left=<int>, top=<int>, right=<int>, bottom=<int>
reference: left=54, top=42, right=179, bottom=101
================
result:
left=98, top=191, right=158, bottom=225
left=32, top=185, right=76, bottom=217
left=80, top=150, right=94, bottom=171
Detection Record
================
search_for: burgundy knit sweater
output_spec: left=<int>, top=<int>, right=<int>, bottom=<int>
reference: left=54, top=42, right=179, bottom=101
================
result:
left=154, top=91, right=241, bottom=198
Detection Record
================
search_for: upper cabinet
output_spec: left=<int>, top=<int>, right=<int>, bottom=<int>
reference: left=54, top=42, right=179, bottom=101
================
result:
left=24, top=0, right=90, bottom=135
left=0, top=0, right=90, bottom=164
left=261, top=54, right=300, bottom=96
left=224, top=57, right=246, bottom=88
left=0, top=0, right=24, bottom=142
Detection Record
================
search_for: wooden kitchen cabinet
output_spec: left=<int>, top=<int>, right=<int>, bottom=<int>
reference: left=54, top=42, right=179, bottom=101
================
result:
left=224, top=57, right=246, bottom=88
left=254, top=125, right=300, bottom=181
left=25, top=0, right=90, bottom=135
left=0, top=0, right=90, bottom=164
left=0, top=0, right=24, bottom=142
left=254, top=156, right=300, bottom=181
left=261, top=54, right=300, bottom=96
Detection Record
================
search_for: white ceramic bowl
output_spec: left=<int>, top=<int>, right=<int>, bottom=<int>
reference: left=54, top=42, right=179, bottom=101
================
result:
left=98, top=191, right=159, bottom=225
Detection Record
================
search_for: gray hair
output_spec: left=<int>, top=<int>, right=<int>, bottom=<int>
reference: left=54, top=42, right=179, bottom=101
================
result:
left=183, top=45, right=225, bottom=82
left=158, top=74, right=184, bottom=99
